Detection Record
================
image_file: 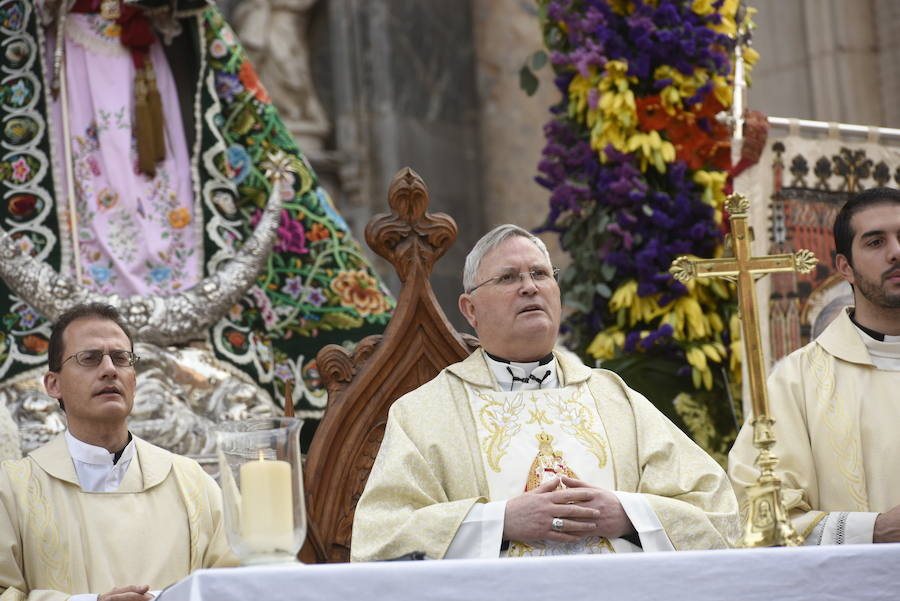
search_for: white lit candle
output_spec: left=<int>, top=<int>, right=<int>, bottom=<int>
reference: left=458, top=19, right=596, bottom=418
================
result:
left=240, top=451, right=294, bottom=552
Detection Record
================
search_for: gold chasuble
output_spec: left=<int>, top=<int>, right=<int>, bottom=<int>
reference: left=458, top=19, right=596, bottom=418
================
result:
left=351, top=348, right=739, bottom=561
left=0, top=436, right=235, bottom=601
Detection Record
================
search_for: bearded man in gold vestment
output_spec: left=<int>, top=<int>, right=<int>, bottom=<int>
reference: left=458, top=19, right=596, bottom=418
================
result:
left=730, top=188, right=900, bottom=545
left=0, top=303, right=235, bottom=601
left=351, top=225, right=739, bottom=561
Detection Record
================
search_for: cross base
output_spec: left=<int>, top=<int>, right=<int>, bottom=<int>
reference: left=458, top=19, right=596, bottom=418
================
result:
left=737, top=417, right=803, bottom=547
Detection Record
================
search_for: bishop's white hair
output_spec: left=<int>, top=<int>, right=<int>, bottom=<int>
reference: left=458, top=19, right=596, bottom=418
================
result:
left=462, top=224, right=552, bottom=293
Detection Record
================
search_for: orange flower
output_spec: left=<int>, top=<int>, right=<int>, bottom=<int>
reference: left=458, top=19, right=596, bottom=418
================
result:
left=168, top=207, right=191, bottom=229
left=330, top=270, right=388, bottom=317
left=225, top=330, right=246, bottom=349
left=22, top=335, right=48, bottom=354
left=308, top=222, right=330, bottom=242
left=635, top=95, right=670, bottom=131
left=239, top=61, right=270, bottom=104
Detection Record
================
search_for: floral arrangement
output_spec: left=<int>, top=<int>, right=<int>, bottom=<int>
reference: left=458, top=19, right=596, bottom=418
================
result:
left=534, top=0, right=757, bottom=461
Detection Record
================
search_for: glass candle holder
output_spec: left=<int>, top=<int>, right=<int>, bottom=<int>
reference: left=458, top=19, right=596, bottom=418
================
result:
left=216, top=417, right=306, bottom=565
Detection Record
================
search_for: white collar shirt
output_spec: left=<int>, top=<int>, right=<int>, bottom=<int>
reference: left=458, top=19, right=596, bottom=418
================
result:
left=64, top=429, right=136, bottom=492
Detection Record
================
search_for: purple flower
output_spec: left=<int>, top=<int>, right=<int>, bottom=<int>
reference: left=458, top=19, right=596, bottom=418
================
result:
left=275, top=210, right=309, bottom=255
left=306, top=287, right=327, bottom=307
left=215, top=71, right=243, bottom=103
left=281, top=275, right=304, bottom=300
left=19, top=306, right=38, bottom=328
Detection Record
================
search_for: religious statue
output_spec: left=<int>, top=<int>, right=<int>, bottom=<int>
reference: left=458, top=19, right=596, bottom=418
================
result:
left=0, top=0, right=393, bottom=455
left=232, top=0, right=330, bottom=150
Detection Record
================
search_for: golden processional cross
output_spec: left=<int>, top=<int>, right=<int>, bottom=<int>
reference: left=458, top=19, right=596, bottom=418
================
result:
left=669, top=193, right=817, bottom=547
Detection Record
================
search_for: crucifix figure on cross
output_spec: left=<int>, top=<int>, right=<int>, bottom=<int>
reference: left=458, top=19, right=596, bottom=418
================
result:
left=670, top=192, right=817, bottom=547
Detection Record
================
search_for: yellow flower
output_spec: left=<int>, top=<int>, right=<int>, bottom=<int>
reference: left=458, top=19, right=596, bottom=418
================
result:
left=691, top=0, right=714, bottom=15
left=583, top=61, right=638, bottom=158
left=671, top=295, right=710, bottom=340
left=610, top=0, right=637, bottom=16
left=568, top=72, right=595, bottom=122
left=693, top=170, right=727, bottom=208
left=712, top=74, right=733, bottom=108
left=609, top=280, right=637, bottom=312
left=653, top=66, right=712, bottom=112
left=626, top=130, right=676, bottom=172
left=586, top=329, right=625, bottom=360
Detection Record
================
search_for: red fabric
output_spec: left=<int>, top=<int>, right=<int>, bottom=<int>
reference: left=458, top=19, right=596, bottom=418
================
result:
left=70, top=0, right=102, bottom=12
left=725, top=110, right=770, bottom=194
left=70, top=0, right=154, bottom=69
left=117, top=4, right=155, bottom=69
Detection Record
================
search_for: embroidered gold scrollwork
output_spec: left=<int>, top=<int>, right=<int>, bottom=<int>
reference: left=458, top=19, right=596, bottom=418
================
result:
left=807, top=346, right=868, bottom=510
left=172, top=463, right=203, bottom=567
left=5, top=460, right=70, bottom=591
left=547, top=385, right=608, bottom=468
left=475, top=389, right=525, bottom=472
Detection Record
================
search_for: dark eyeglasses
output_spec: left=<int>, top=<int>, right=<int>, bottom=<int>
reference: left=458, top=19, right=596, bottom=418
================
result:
left=467, top=267, right=560, bottom=294
left=61, top=350, right=139, bottom=368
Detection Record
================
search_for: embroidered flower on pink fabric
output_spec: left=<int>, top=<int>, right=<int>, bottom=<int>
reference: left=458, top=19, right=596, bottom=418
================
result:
left=97, top=188, right=118, bottom=209
left=150, top=266, right=172, bottom=282
left=90, top=265, right=113, bottom=284
left=168, top=208, right=191, bottom=229
left=10, top=157, right=29, bottom=182
left=87, top=155, right=101, bottom=176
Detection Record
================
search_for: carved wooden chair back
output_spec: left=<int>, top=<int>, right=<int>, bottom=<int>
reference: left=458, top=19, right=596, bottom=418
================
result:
left=300, top=168, right=478, bottom=563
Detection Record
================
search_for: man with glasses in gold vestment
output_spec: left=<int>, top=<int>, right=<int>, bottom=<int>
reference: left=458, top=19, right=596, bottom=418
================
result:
left=0, top=303, right=235, bottom=601
left=352, top=225, right=739, bottom=561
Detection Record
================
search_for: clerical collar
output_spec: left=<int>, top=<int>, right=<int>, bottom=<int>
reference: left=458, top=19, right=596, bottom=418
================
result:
left=484, top=351, right=555, bottom=366
left=483, top=351, right=559, bottom=391
left=848, top=310, right=900, bottom=343
left=65, top=430, right=134, bottom=465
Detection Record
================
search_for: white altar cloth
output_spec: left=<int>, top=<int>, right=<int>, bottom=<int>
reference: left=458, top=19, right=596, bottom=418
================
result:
left=159, top=544, right=899, bottom=601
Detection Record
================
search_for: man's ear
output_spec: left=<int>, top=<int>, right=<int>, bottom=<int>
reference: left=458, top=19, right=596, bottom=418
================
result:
left=43, top=371, right=61, bottom=400
left=458, top=294, right=478, bottom=329
left=835, top=253, right=855, bottom=284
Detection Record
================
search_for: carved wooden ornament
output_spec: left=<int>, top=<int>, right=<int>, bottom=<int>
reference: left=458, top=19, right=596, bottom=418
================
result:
left=301, top=168, right=477, bottom=563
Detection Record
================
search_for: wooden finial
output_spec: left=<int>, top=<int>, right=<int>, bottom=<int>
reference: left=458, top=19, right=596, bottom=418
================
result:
left=284, top=380, right=295, bottom=418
